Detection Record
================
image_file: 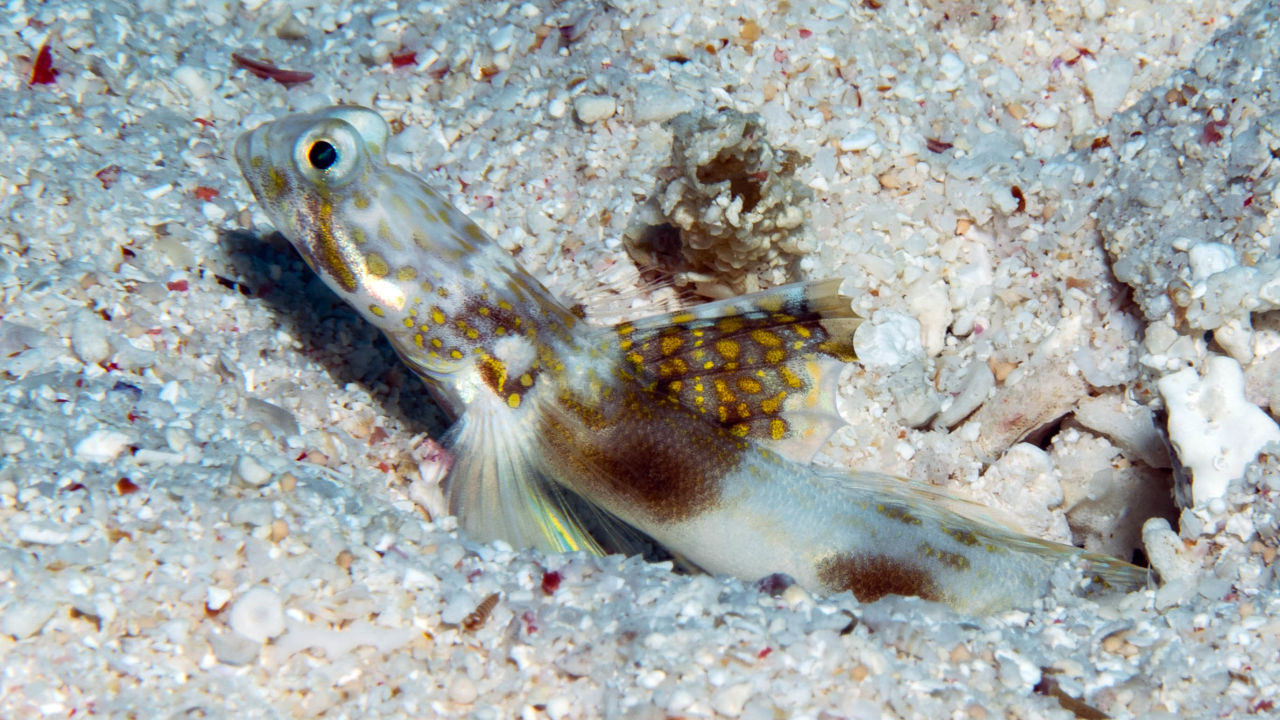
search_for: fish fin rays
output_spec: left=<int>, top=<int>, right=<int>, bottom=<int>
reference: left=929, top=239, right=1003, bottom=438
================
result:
left=602, top=278, right=861, bottom=463
left=443, top=393, right=655, bottom=560
left=830, top=469, right=1151, bottom=593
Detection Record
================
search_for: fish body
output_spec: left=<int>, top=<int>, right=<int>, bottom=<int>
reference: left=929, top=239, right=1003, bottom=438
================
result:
left=236, top=106, right=1147, bottom=613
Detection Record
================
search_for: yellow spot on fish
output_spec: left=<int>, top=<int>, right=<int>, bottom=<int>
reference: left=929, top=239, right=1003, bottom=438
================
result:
left=353, top=192, right=370, bottom=209
left=769, top=418, right=787, bottom=440
left=431, top=338, right=443, bottom=348
left=730, top=423, right=750, bottom=437
left=450, top=350, right=463, bottom=360
left=267, top=167, right=286, bottom=199
left=508, top=393, right=521, bottom=408
left=520, top=373, right=533, bottom=387
left=431, top=308, right=446, bottom=324
left=671, top=312, right=696, bottom=323
left=750, top=329, right=782, bottom=347
left=716, top=339, right=739, bottom=360
left=765, top=348, right=786, bottom=364
left=660, top=335, right=683, bottom=356
left=760, top=391, right=786, bottom=414
left=403, top=317, right=415, bottom=328
left=365, top=253, right=390, bottom=278
left=397, top=266, right=418, bottom=281
left=718, top=317, right=744, bottom=333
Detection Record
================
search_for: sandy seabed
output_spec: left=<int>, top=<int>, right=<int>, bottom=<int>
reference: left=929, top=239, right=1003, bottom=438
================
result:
left=2, top=0, right=1280, bottom=717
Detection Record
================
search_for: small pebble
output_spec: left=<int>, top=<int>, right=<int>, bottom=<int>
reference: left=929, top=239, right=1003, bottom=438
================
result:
left=73, top=430, right=132, bottom=463
left=269, top=518, right=289, bottom=542
left=573, top=94, right=616, bottom=124
left=17, top=521, right=71, bottom=545
left=206, top=586, right=232, bottom=611
left=547, top=96, right=568, bottom=119
left=235, top=454, right=273, bottom=486
left=71, top=315, right=110, bottom=366
left=447, top=676, right=478, bottom=704
left=173, top=65, right=213, bottom=99
left=544, top=697, right=571, bottom=720
left=839, top=128, right=877, bottom=152
left=229, top=587, right=285, bottom=642
left=1, top=434, right=26, bottom=454
left=711, top=683, right=754, bottom=717
left=1, top=600, right=56, bottom=639
left=1030, top=105, right=1060, bottom=128
left=210, top=631, right=261, bottom=666
left=487, top=24, right=514, bottom=52
left=229, top=499, right=273, bottom=527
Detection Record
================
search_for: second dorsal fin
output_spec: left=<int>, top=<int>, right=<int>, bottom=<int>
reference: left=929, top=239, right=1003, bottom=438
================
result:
left=600, top=278, right=862, bottom=462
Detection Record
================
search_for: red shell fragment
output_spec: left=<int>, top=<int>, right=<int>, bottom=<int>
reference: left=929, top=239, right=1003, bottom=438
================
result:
left=193, top=186, right=220, bottom=202
left=391, top=49, right=417, bottom=68
left=1202, top=118, right=1228, bottom=144
left=30, top=43, right=58, bottom=85
left=232, top=53, right=315, bottom=87
left=926, top=137, right=954, bottom=154
left=541, top=570, right=562, bottom=595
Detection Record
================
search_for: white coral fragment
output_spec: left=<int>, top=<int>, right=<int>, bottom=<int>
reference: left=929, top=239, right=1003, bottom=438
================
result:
left=1158, top=355, right=1280, bottom=506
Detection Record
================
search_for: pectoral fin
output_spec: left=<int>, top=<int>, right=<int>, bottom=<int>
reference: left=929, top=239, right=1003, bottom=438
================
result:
left=443, top=392, right=654, bottom=559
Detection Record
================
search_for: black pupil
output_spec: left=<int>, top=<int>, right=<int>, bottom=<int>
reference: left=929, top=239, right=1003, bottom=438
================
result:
left=308, top=141, right=338, bottom=170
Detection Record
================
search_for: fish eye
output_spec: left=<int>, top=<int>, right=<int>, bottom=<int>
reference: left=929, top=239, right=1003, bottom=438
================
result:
left=308, top=140, right=338, bottom=170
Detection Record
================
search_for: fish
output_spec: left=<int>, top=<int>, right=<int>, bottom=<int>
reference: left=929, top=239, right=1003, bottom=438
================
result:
left=235, top=105, right=1149, bottom=613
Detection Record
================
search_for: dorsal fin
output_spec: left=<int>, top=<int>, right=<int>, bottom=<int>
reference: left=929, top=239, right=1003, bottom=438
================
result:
left=600, top=278, right=862, bottom=462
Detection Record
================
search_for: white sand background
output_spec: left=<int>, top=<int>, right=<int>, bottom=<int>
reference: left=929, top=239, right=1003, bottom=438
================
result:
left=2, top=0, right=1280, bottom=717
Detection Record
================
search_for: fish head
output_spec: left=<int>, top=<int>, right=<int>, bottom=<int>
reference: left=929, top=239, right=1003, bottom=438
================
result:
left=235, top=105, right=576, bottom=385
left=234, top=105, right=413, bottom=305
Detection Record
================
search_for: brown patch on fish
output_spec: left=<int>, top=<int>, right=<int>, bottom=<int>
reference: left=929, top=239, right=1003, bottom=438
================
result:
left=540, top=388, right=742, bottom=524
left=816, top=552, right=941, bottom=603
